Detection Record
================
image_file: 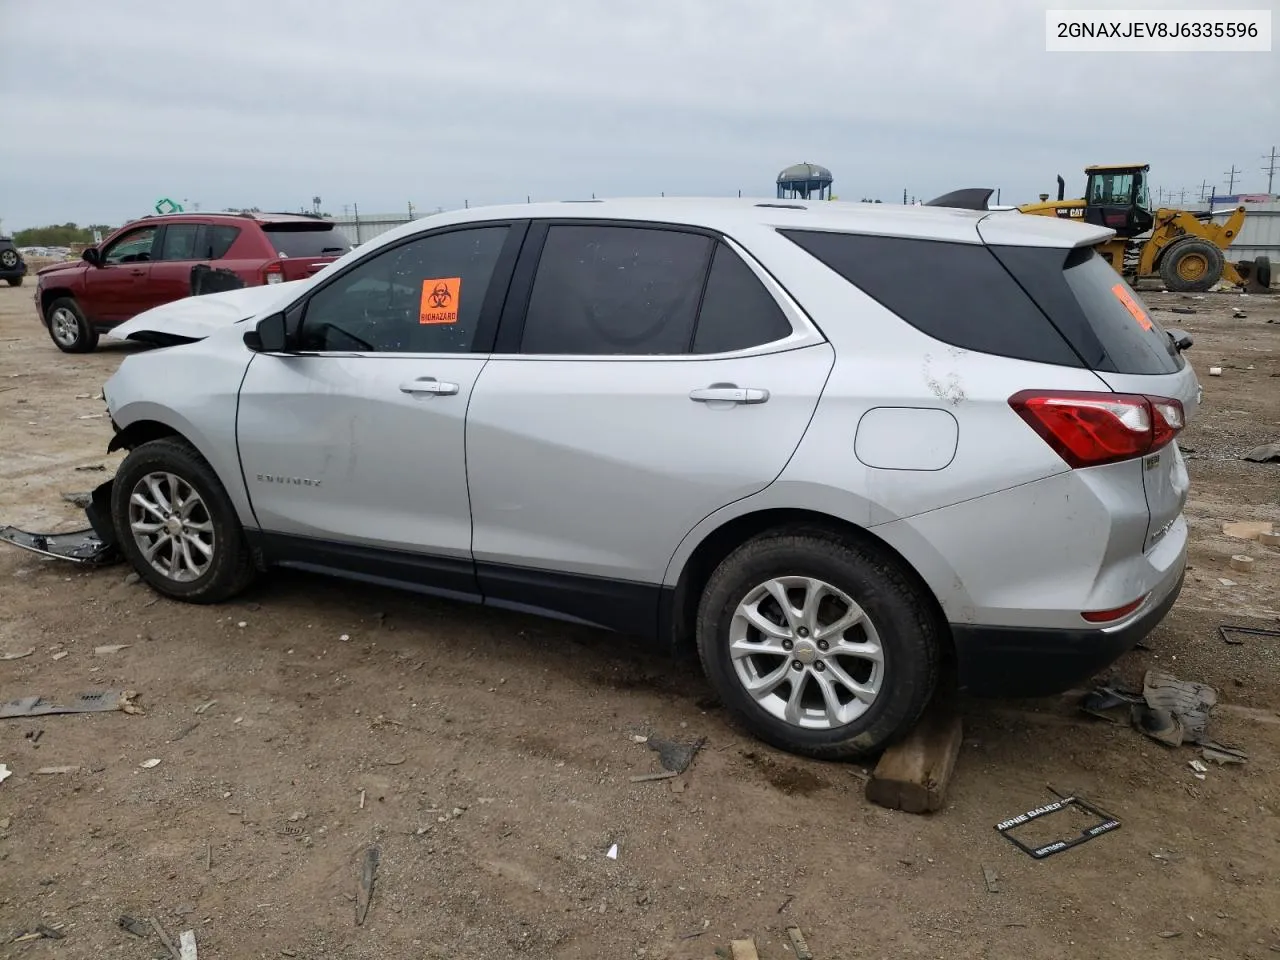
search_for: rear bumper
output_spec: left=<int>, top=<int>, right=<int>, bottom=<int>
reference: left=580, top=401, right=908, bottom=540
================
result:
left=0, top=265, right=26, bottom=280
left=951, top=566, right=1184, bottom=698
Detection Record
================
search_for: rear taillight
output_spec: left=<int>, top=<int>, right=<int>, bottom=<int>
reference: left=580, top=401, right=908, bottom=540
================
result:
left=1009, top=390, right=1184, bottom=469
left=1081, top=595, right=1148, bottom=623
left=262, top=261, right=284, bottom=285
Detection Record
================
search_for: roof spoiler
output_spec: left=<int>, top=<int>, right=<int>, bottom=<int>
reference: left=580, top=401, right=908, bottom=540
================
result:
left=923, top=188, right=995, bottom=212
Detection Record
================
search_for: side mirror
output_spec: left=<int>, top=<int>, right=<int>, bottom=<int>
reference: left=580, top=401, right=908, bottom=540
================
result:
left=244, top=312, right=290, bottom=352
left=82, top=247, right=101, bottom=267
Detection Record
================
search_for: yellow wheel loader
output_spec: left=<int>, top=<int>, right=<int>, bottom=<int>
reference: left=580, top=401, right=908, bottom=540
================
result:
left=1017, top=164, right=1270, bottom=292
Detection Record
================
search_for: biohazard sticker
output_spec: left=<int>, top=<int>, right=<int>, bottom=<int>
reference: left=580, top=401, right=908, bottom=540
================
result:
left=420, top=277, right=461, bottom=325
left=1111, top=282, right=1153, bottom=332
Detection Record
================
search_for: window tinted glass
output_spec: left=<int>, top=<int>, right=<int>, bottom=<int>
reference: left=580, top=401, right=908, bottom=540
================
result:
left=262, top=223, right=352, bottom=258
left=157, top=224, right=200, bottom=261
left=104, top=227, right=158, bottom=265
left=205, top=225, right=240, bottom=259
left=520, top=225, right=711, bottom=355
left=780, top=230, right=1082, bottom=367
left=299, top=226, right=508, bottom=353
left=693, top=243, right=792, bottom=353
left=987, top=245, right=1182, bottom=374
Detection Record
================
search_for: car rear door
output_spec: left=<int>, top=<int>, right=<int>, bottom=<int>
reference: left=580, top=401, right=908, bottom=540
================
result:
left=235, top=222, right=524, bottom=594
left=147, top=222, right=210, bottom=308
left=465, top=221, right=834, bottom=629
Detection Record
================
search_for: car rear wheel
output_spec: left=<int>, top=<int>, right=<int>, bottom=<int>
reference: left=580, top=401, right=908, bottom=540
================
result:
left=696, top=529, right=941, bottom=760
left=0, top=250, right=18, bottom=270
left=110, top=438, right=256, bottom=603
left=46, top=297, right=98, bottom=353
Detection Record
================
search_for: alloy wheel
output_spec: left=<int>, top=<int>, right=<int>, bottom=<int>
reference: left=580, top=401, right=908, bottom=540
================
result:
left=127, top=472, right=216, bottom=583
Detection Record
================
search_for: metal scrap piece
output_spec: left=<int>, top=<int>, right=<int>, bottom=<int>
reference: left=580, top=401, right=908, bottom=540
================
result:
left=1, top=690, right=139, bottom=719
left=786, top=925, right=814, bottom=959
left=1141, top=671, right=1217, bottom=745
left=355, top=846, right=380, bottom=926
left=0, top=524, right=119, bottom=565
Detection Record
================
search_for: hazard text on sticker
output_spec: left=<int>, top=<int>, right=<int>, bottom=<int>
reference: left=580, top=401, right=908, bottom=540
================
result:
left=1111, top=282, right=1152, bottom=331
left=420, top=277, right=461, bottom=325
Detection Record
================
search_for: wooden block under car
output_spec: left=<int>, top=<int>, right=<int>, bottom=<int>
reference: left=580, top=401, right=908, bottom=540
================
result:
left=865, top=691, right=963, bottom=814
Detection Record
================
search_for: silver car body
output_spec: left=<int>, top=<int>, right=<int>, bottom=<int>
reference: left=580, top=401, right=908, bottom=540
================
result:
left=102, top=198, right=1198, bottom=694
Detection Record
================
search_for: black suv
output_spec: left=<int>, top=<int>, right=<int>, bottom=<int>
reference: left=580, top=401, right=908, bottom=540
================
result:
left=0, top=238, right=27, bottom=287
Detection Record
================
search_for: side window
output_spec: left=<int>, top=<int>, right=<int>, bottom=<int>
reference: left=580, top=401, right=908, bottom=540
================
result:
left=298, top=226, right=509, bottom=353
left=103, top=227, right=158, bottom=265
left=157, top=224, right=200, bottom=261
left=204, top=225, right=241, bottom=260
left=520, top=225, right=711, bottom=355
left=692, top=243, right=793, bottom=354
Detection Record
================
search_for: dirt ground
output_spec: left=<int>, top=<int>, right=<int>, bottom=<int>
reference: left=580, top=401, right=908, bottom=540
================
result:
left=1, top=279, right=1278, bottom=960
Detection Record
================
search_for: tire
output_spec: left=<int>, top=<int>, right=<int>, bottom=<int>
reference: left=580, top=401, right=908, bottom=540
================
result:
left=46, top=296, right=99, bottom=353
left=110, top=438, right=256, bottom=603
left=6, top=276, right=22, bottom=287
left=695, top=528, right=941, bottom=761
left=1160, top=238, right=1225, bottom=293
left=1255, top=255, right=1272, bottom=290
left=0, top=250, right=18, bottom=270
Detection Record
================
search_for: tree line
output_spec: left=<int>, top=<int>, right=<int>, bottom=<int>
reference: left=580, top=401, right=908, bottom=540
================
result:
left=11, top=223, right=116, bottom=247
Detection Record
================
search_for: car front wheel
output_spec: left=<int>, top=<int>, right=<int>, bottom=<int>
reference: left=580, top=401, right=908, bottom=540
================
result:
left=696, top=529, right=941, bottom=760
left=46, top=297, right=98, bottom=353
left=110, top=438, right=257, bottom=603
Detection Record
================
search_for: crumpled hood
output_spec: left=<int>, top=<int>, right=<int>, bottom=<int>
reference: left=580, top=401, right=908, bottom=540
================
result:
left=106, top=280, right=307, bottom=342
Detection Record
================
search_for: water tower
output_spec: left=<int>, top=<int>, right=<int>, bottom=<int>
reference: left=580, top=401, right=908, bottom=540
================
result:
left=776, top=162, right=833, bottom=200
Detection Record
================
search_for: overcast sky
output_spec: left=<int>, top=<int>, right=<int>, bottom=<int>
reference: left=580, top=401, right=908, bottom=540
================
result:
left=1, top=0, right=1276, bottom=231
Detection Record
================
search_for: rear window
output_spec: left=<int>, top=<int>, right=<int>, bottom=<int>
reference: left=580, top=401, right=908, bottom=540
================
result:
left=260, top=222, right=352, bottom=258
left=987, top=245, right=1182, bottom=375
left=780, top=230, right=1083, bottom=367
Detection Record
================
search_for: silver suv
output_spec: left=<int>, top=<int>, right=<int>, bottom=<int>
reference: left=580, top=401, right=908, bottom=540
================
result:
left=95, top=198, right=1198, bottom=759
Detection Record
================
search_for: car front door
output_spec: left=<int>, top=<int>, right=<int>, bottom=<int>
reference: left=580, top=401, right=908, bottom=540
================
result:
left=147, top=223, right=209, bottom=308
left=465, top=222, right=835, bottom=629
left=235, top=222, right=524, bottom=596
left=84, top=225, right=159, bottom=322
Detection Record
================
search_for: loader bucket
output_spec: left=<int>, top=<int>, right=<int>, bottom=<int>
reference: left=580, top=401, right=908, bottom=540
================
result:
left=1234, top=256, right=1273, bottom=293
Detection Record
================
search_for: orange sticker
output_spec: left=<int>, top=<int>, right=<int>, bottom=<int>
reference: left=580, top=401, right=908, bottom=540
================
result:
left=419, top=277, right=461, bottom=325
left=1111, top=282, right=1153, bottom=331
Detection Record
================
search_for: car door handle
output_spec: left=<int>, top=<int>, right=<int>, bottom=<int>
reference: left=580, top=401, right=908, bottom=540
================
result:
left=129, top=269, right=146, bottom=276
left=689, top=385, right=770, bottom=404
left=399, top=377, right=460, bottom=396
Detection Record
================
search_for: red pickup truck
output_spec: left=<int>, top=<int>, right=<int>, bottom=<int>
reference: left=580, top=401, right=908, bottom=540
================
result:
left=35, top=211, right=351, bottom=352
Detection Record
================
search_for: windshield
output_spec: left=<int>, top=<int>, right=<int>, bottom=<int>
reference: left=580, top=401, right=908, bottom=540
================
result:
left=1088, top=171, right=1135, bottom=207
left=261, top=223, right=352, bottom=258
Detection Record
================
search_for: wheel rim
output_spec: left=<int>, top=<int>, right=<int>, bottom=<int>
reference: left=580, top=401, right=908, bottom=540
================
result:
left=1177, top=253, right=1208, bottom=281
left=729, top=576, right=885, bottom=731
left=127, top=472, right=216, bottom=582
left=0, top=251, right=16, bottom=268
left=50, top=307, right=80, bottom=347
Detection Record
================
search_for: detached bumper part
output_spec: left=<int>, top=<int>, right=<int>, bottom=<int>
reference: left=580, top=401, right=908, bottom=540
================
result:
left=0, top=479, right=121, bottom=566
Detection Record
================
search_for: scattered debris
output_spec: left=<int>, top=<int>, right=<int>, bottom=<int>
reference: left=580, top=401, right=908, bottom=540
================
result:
left=730, top=937, right=761, bottom=960
left=1261, top=531, right=1280, bottom=547
left=647, top=735, right=706, bottom=774
left=1136, top=671, right=1217, bottom=747
left=74, top=464, right=107, bottom=472
left=1233, top=309, right=1247, bottom=318
left=605, top=843, right=619, bottom=859
left=150, top=916, right=181, bottom=959
left=1208, top=366, right=1223, bottom=376
left=1170, top=306, right=1196, bottom=314
left=1229, top=554, right=1255, bottom=573
left=0, top=524, right=119, bottom=565
left=193, top=700, right=217, bottom=715
left=1242, top=442, right=1280, bottom=463
left=777, top=895, right=795, bottom=914
left=995, top=794, right=1120, bottom=859
left=1158, top=930, right=1182, bottom=939
left=355, top=846, right=380, bottom=926
left=36, top=765, right=79, bottom=775
left=358, top=789, right=366, bottom=810
left=1201, top=745, right=1248, bottom=765
left=982, top=865, right=1001, bottom=893
left=786, top=925, right=815, bottom=960
left=123, top=572, right=141, bottom=586
left=50, top=651, right=68, bottom=661
left=629, top=771, right=678, bottom=783
left=179, top=929, right=198, bottom=960
left=1218, top=578, right=1237, bottom=587
left=1222, top=520, right=1274, bottom=540
left=1219, top=624, right=1280, bottom=645
left=629, top=734, right=648, bottom=744
left=2, top=690, right=141, bottom=719
left=95, top=644, right=131, bottom=655
left=117, top=915, right=150, bottom=937
left=0, top=763, right=10, bottom=785
left=11, top=925, right=65, bottom=943
left=140, top=758, right=162, bottom=769
left=61, top=491, right=92, bottom=508
left=0, top=647, right=35, bottom=661
left=1189, top=759, right=1209, bottom=776
left=1079, top=685, right=1143, bottom=723
left=170, top=722, right=199, bottom=743
left=383, top=756, right=406, bottom=766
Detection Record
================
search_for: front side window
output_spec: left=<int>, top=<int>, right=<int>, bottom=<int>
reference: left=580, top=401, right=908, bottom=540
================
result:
left=103, top=227, right=158, bottom=265
left=157, top=224, right=201, bottom=261
left=297, top=226, right=509, bottom=353
left=520, top=225, right=712, bottom=355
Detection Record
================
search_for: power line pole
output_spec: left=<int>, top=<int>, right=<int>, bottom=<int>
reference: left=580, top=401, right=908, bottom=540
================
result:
left=1224, top=164, right=1241, bottom=194
left=1176, top=187, right=1188, bottom=207
left=903, top=188, right=908, bottom=205
left=1198, top=179, right=1211, bottom=202
left=1263, top=146, right=1279, bottom=195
